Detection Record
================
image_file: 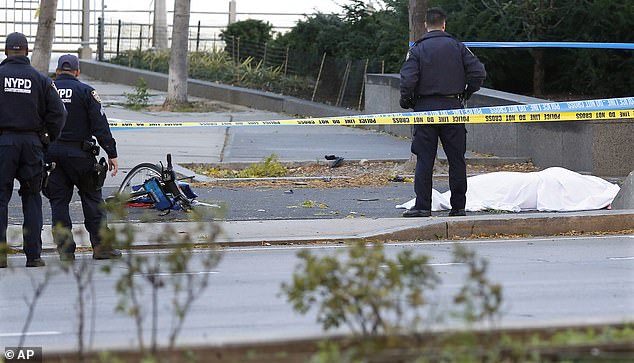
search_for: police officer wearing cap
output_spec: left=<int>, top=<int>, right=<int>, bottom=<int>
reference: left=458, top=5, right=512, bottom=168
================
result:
left=45, top=54, right=121, bottom=261
left=399, top=7, right=486, bottom=218
left=0, top=32, right=67, bottom=268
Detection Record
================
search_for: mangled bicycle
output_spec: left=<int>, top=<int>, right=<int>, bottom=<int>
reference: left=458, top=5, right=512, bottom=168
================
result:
left=112, top=154, right=204, bottom=214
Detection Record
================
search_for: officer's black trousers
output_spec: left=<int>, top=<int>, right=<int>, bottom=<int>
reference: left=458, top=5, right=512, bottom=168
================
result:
left=411, top=98, right=467, bottom=211
left=45, top=145, right=106, bottom=254
left=0, top=133, right=44, bottom=260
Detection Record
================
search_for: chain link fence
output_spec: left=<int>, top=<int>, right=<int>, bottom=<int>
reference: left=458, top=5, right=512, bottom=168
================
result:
left=103, top=20, right=385, bottom=110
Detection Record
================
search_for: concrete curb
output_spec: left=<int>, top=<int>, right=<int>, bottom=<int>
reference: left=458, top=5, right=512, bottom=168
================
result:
left=9, top=210, right=632, bottom=252
left=368, top=210, right=634, bottom=242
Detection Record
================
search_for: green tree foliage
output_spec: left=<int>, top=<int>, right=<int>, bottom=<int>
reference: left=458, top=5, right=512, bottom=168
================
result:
left=220, top=18, right=274, bottom=44
left=274, top=0, right=631, bottom=98
left=272, top=0, right=409, bottom=74
left=221, top=19, right=274, bottom=63
left=432, top=0, right=633, bottom=97
left=281, top=241, right=441, bottom=336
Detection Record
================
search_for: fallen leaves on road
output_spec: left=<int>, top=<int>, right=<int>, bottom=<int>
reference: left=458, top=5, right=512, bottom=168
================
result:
left=191, top=160, right=539, bottom=189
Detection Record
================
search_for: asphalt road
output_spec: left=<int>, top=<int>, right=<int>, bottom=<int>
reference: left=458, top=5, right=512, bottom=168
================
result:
left=7, top=181, right=453, bottom=224
left=1, top=234, right=632, bottom=352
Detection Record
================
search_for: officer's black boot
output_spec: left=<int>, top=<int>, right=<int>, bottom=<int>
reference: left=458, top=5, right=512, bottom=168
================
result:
left=0, top=243, right=8, bottom=268
left=26, top=259, right=46, bottom=267
left=93, top=245, right=122, bottom=260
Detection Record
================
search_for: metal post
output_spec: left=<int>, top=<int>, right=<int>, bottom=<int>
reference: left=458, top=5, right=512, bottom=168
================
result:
left=311, top=52, right=326, bottom=102
left=138, top=25, right=143, bottom=51
left=79, top=0, right=93, bottom=59
left=97, top=17, right=104, bottom=61
left=336, top=61, right=351, bottom=107
left=101, top=0, right=106, bottom=57
left=196, top=20, right=201, bottom=52
left=262, top=42, right=267, bottom=66
left=284, top=46, right=289, bottom=76
left=116, top=19, right=122, bottom=57
left=358, top=59, right=369, bottom=110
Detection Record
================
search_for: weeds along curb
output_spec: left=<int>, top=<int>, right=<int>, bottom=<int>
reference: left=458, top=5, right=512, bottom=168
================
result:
left=41, top=322, right=634, bottom=363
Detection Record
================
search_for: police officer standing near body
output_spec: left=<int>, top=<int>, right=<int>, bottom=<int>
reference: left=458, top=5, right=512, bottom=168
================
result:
left=0, top=32, right=67, bottom=268
left=45, top=54, right=121, bottom=261
left=399, top=7, right=486, bottom=218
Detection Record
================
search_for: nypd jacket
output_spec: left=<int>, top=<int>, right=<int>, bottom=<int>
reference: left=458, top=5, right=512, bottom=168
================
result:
left=400, top=30, right=486, bottom=99
left=54, top=74, right=117, bottom=158
left=0, top=56, right=66, bottom=140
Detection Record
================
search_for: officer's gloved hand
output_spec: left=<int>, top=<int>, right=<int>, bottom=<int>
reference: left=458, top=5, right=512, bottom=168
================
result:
left=464, top=84, right=479, bottom=100
left=399, top=96, right=415, bottom=109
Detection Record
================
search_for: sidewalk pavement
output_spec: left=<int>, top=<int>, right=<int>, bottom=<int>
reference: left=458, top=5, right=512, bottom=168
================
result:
left=7, top=79, right=634, bottom=252
left=7, top=209, right=633, bottom=252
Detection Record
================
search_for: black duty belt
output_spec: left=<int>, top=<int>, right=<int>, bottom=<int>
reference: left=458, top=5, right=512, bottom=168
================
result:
left=53, top=140, right=84, bottom=148
left=416, top=94, right=460, bottom=99
left=0, top=129, right=38, bottom=135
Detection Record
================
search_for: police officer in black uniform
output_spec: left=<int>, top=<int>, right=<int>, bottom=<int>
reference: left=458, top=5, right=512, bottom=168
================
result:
left=399, top=7, right=486, bottom=218
left=45, top=54, right=121, bottom=261
left=0, top=32, right=67, bottom=268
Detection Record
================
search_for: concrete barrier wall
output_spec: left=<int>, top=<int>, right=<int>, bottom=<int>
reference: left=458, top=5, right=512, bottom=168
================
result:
left=79, top=60, right=362, bottom=119
left=365, top=73, right=634, bottom=176
left=78, top=61, right=633, bottom=176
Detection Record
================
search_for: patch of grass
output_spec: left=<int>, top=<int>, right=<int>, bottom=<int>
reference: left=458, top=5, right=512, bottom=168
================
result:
left=302, top=200, right=317, bottom=208
left=123, top=77, right=150, bottom=109
left=237, top=154, right=288, bottom=178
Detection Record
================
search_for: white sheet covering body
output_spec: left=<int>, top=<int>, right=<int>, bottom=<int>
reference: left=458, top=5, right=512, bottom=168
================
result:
left=396, top=167, right=620, bottom=212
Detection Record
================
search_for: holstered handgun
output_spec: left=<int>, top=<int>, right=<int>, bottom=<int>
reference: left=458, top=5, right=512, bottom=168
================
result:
left=81, top=139, right=101, bottom=156
left=38, top=128, right=50, bottom=150
left=41, top=162, right=56, bottom=198
left=94, top=157, right=108, bottom=191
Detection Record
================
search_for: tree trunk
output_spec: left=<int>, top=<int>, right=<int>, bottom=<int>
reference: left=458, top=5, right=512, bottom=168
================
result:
left=408, top=0, right=428, bottom=42
left=404, top=0, right=428, bottom=173
left=153, top=0, right=168, bottom=49
left=31, top=0, right=58, bottom=74
left=531, top=48, right=545, bottom=97
left=165, top=0, right=191, bottom=106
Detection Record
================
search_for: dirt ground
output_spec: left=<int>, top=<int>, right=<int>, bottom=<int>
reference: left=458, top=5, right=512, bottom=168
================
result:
left=191, top=160, right=539, bottom=189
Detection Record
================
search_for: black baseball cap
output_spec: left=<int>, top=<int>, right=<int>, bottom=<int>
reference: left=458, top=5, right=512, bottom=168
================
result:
left=5, top=32, right=28, bottom=51
left=57, top=54, right=80, bottom=71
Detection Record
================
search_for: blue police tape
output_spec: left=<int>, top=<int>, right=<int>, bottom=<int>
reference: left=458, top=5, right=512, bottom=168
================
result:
left=357, top=97, right=634, bottom=118
left=464, top=42, right=634, bottom=50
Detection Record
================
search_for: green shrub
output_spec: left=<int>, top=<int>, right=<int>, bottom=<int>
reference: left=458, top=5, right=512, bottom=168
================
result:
left=110, top=50, right=313, bottom=97
left=123, top=77, right=150, bottom=109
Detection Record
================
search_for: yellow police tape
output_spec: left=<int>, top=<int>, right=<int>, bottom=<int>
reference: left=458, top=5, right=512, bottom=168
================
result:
left=108, top=109, right=634, bottom=129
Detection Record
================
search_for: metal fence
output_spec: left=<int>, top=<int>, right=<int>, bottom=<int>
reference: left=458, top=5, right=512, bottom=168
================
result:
left=0, top=1, right=311, bottom=54
left=0, top=3, right=384, bottom=110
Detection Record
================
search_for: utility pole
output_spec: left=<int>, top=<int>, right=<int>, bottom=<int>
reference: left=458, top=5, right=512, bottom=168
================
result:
left=153, top=0, right=168, bottom=49
left=79, top=0, right=92, bottom=59
left=228, top=0, right=236, bottom=25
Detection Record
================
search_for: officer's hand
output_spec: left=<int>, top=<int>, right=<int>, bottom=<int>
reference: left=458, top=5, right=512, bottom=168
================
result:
left=108, top=158, right=119, bottom=177
left=399, top=96, right=415, bottom=109
left=464, top=83, right=478, bottom=100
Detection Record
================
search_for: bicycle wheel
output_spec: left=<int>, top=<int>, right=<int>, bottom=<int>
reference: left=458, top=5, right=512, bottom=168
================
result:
left=117, top=163, right=162, bottom=196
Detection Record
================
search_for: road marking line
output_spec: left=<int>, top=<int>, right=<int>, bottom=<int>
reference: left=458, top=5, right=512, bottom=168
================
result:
left=138, top=271, right=218, bottom=276
left=0, top=331, right=60, bottom=337
left=608, top=256, right=634, bottom=260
